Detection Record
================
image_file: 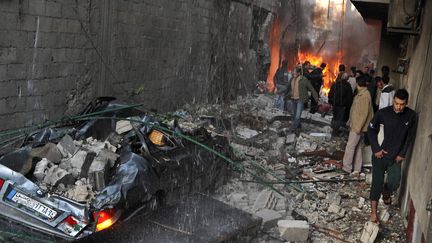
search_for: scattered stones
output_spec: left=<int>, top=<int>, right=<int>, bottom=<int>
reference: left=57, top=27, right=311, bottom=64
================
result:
left=34, top=158, right=49, bottom=181
left=328, top=203, right=341, bottom=214
left=31, top=143, right=62, bottom=164
left=43, top=165, right=75, bottom=186
left=277, top=220, right=310, bottom=242
left=360, top=221, right=379, bottom=243
left=252, top=190, right=277, bottom=212
left=57, top=135, right=78, bottom=158
left=175, top=95, right=406, bottom=242
left=255, top=209, right=282, bottom=230
left=116, top=120, right=133, bottom=134
left=235, top=126, right=259, bottom=139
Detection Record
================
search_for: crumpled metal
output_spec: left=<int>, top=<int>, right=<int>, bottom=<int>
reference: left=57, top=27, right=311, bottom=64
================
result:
left=92, top=152, right=160, bottom=209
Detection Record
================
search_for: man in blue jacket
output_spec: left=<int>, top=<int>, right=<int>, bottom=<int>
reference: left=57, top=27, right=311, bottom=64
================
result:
left=367, top=89, right=417, bottom=223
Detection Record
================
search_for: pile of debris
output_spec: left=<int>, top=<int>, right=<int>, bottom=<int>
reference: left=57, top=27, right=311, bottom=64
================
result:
left=31, top=135, right=120, bottom=203
left=179, top=94, right=406, bottom=242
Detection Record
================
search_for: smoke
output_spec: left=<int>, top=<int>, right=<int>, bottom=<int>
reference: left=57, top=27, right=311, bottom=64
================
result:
left=275, top=0, right=381, bottom=69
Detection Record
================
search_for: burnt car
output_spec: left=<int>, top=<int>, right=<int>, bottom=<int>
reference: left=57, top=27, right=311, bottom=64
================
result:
left=0, top=98, right=230, bottom=240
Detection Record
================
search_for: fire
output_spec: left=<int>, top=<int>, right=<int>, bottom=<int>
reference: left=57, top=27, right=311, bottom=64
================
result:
left=298, top=51, right=342, bottom=96
left=266, top=17, right=281, bottom=93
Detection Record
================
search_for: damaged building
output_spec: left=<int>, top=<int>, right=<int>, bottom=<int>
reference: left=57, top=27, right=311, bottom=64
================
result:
left=0, top=0, right=432, bottom=242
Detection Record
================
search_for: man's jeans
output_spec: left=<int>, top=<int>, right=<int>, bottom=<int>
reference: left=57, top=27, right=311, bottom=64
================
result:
left=274, top=95, right=285, bottom=110
left=290, top=99, right=304, bottom=129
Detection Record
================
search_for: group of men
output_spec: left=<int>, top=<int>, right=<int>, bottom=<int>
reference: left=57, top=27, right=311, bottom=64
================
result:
left=273, top=61, right=417, bottom=223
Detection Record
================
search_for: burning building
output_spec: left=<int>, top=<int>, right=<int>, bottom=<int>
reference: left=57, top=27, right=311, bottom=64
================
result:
left=266, top=0, right=381, bottom=95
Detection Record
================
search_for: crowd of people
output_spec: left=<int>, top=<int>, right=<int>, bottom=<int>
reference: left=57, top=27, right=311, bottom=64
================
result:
left=272, top=61, right=417, bottom=224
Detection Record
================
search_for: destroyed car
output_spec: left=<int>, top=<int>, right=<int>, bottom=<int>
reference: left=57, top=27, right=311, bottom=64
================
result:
left=0, top=98, right=230, bottom=240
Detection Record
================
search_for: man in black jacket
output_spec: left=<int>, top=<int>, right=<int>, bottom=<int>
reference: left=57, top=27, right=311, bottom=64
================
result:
left=308, top=63, right=327, bottom=113
left=367, top=89, right=417, bottom=223
left=328, top=73, right=353, bottom=136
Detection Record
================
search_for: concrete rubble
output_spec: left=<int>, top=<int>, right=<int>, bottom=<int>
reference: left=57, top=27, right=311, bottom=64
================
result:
left=32, top=134, right=120, bottom=204
left=193, top=94, right=408, bottom=242
left=22, top=93, right=407, bottom=241
left=278, top=220, right=310, bottom=242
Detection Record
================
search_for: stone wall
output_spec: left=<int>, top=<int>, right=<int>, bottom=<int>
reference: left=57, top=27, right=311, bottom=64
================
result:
left=400, top=0, right=432, bottom=240
left=0, top=0, right=279, bottom=131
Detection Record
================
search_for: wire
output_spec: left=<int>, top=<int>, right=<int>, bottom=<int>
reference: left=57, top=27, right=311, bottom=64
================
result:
left=74, top=116, right=304, bottom=194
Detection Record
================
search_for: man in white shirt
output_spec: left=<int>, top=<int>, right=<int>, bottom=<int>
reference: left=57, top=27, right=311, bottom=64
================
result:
left=379, top=76, right=395, bottom=109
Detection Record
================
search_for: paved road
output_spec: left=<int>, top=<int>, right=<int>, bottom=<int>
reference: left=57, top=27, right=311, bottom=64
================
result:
left=0, top=194, right=260, bottom=243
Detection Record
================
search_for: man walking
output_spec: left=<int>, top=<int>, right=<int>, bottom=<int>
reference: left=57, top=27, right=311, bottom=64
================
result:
left=342, top=75, right=374, bottom=176
left=285, top=66, right=319, bottom=132
left=367, top=89, right=416, bottom=223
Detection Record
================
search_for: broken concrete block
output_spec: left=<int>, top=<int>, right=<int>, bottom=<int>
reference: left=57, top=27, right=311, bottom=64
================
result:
left=253, top=190, right=277, bottom=212
left=57, top=135, right=78, bottom=158
left=34, top=158, right=49, bottom=181
left=380, top=208, right=390, bottom=223
left=275, top=199, right=286, bottom=211
left=44, top=165, right=75, bottom=186
left=236, top=127, right=259, bottom=139
left=88, top=156, right=110, bottom=191
left=97, top=149, right=119, bottom=168
left=328, top=203, right=341, bottom=214
left=31, top=143, right=63, bottom=163
left=104, top=141, right=117, bottom=153
left=116, top=120, right=133, bottom=134
left=67, top=185, right=89, bottom=203
left=360, top=221, right=379, bottom=243
left=69, top=150, right=88, bottom=178
left=277, top=220, right=309, bottom=242
left=255, top=209, right=282, bottom=230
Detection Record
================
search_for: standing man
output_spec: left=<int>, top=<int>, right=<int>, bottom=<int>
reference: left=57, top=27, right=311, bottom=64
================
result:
left=378, top=76, right=395, bottom=109
left=342, top=75, right=374, bottom=176
left=273, top=60, right=291, bottom=111
left=285, top=66, right=319, bottom=132
left=309, top=63, right=327, bottom=114
left=367, top=89, right=416, bottom=223
left=328, top=72, right=353, bottom=137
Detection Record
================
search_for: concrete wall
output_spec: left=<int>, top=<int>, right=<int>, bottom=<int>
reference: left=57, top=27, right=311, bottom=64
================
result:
left=0, top=0, right=279, bottom=131
left=398, top=0, right=432, bottom=241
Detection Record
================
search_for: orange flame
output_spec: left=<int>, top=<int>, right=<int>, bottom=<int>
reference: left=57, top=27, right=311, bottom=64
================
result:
left=266, top=17, right=281, bottom=93
left=298, top=51, right=343, bottom=96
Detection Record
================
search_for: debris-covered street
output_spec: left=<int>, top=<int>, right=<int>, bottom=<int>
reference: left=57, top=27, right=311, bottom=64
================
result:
left=177, top=93, right=407, bottom=242
left=1, top=0, right=432, bottom=242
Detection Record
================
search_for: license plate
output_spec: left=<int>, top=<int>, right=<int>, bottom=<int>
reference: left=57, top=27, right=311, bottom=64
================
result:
left=7, top=190, right=58, bottom=220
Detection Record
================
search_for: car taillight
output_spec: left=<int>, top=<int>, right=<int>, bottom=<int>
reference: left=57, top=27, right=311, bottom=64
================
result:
left=0, top=178, right=4, bottom=189
left=93, top=208, right=118, bottom=232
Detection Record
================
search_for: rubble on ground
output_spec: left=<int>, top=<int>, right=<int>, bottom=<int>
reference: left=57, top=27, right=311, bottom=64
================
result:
left=30, top=135, right=121, bottom=204
left=178, top=94, right=406, bottom=242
